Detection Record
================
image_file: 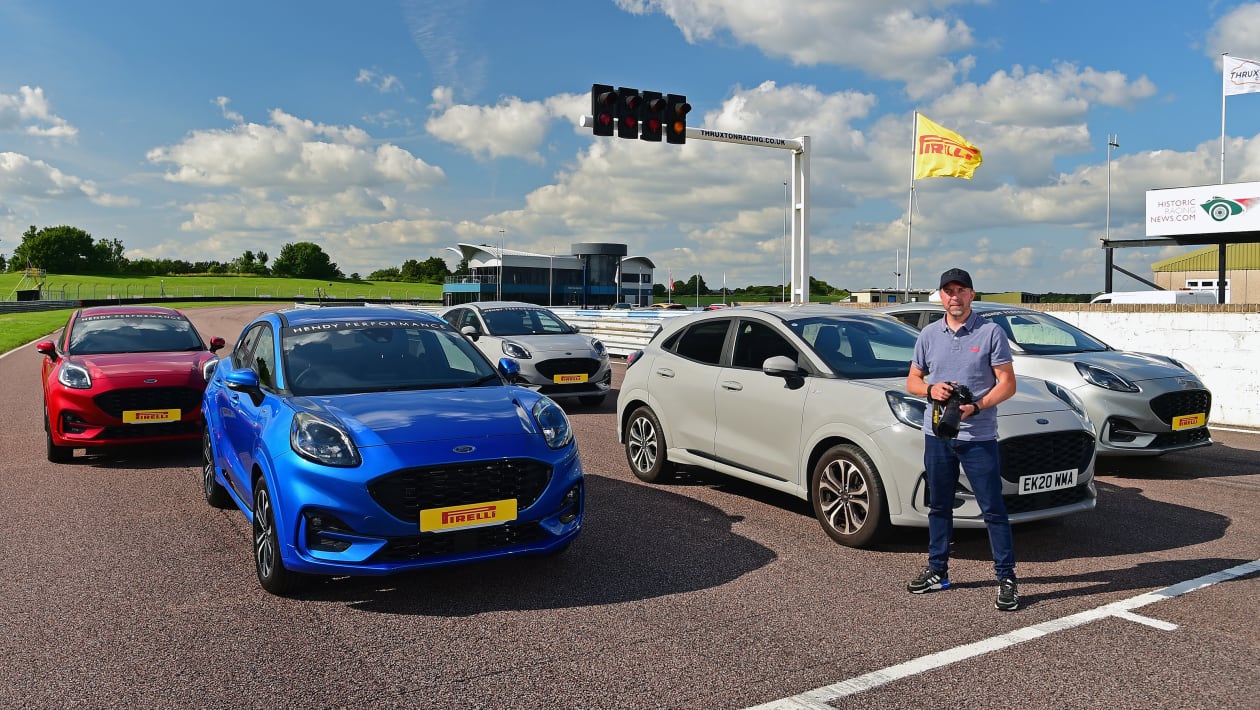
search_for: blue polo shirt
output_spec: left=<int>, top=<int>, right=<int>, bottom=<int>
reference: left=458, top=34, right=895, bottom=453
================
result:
left=912, top=310, right=1013, bottom=441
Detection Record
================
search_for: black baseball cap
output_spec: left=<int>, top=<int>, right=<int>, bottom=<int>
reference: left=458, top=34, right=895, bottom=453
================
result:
left=938, top=267, right=973, bottom=290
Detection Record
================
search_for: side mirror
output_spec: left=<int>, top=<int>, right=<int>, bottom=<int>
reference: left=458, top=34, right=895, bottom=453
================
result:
left=208, top=336, right=226, bottom=353
left=498, top=357, right=521, bottom=381
left=570, top=324, right=581, bottom=333
left=36, top=341, right=58, bottom=360
left=225, top=368, right=265, bottom=406
left=461, top=325, right=481, bottom=342
left=762, top=355, right=805, bottom=390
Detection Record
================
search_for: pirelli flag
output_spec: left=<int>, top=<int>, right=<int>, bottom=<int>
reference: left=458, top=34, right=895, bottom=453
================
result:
left=913, top=113, right=983, bottom=180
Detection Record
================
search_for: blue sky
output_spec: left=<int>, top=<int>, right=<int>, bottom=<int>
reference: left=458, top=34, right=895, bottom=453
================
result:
left=5, top=0, right=1260, bottom=294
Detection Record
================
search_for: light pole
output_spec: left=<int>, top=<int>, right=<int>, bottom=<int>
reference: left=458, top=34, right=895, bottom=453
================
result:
left=497, top=229, right=505, bottom=301
left=1105, top=134, right=1118, bottom=242
left=782, top=180, right=788, bottom=303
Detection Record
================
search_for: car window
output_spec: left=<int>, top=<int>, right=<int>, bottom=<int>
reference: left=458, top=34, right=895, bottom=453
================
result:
left=251, top=326, right=277, bottom=389
left=890, top=313, right=921, bottom=329
left=787, top=317, right=918, bottom=378
left=925, top=311, right=944, bottom=326
left=231, top=323, right=266, bottom=370
left=441, top=308, right=465, bottom=329
left=67, top=312, right=204, bottom=355
left=982, top=310, right=1109, bottom=354
left=670, top=319, right=730, bottom=365
left=731, top=320, right=798, bottom=369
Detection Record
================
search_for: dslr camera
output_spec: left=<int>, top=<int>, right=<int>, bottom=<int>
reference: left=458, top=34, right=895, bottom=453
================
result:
left=931, top=382, right=974, bottom=439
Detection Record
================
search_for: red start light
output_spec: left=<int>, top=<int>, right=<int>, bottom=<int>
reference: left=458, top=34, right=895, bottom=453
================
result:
left=647, top=119, right=661, bottom=131
left=599, top=113, right=613, bottom=127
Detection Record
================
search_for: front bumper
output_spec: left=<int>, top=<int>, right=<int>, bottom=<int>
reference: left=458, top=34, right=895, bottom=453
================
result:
left=266, top=438, right=585, bottom=576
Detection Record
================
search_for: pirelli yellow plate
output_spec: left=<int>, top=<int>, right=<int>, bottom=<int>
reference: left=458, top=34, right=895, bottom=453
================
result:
left=420, top=498, right=517, bottom=532
left=1171, top=412, right=1206, bottom=430
left=553, top=373, right=588, bottom=384
left=122, top=408, right=180, bottom=424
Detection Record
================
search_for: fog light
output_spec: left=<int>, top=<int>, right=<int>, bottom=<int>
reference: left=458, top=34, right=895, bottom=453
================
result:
left=61, top=413, right=88, bottom=434
left=557, top=485, right=581, bottom=524
left=304, top=510, right=354, bottom=553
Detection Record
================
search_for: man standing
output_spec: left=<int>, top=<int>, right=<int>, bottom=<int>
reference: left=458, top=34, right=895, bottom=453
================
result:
left=905, top=268, right=1020, bottom=611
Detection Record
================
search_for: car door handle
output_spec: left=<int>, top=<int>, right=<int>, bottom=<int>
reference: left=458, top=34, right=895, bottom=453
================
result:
left=655, top=368, right=675, bottom=378
left=720, top=381, right=743, bottom=391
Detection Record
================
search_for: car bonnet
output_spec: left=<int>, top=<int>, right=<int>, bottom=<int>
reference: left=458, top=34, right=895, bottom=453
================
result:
left=293, top=387, right=548, bottom=446
left=1037, top=350, right=1194, bottom=382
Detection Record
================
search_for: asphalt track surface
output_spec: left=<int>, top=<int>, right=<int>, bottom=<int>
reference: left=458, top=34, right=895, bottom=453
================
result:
left=2, top=304, right=1257, bottom=709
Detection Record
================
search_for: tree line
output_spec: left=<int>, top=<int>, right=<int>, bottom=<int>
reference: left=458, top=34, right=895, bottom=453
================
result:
left=0, top=225, right=456, bottom=284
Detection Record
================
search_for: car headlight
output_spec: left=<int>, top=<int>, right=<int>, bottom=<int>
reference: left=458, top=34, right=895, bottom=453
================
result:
left=1045, top=380, right=1092, bottom=429
left=502, top=341, right=532, bottom=359
left=1075, top=362, right=1139, bottom=392
left=591, top=339, right=608, bottom=357
left=533, top=397, right=573, bottom=449
left=290, top=412, right=361, bottom=467
left=57, top=361, right=92, bottom=389
left=201, top=357, right=220, bottom=383
left=885, top=391, right=927, bottom=430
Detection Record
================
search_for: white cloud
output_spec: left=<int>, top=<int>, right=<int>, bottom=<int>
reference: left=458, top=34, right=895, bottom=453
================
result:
left=425, top=87, right=554, bottom=162
left=614, top=0, right=982, bottom=98
left=356, top=68, right=404, bottom=93
left=146, top=108, right=444, bottom=191
left=0, top=86, right=78, bottom=139
left=1205, top=3, right=1260, bottom=62
left=0, top=151, right=133, bottom=206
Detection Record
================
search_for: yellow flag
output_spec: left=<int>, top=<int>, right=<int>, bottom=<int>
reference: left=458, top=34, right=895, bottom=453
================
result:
left=914, top=113, right=983, bottom=180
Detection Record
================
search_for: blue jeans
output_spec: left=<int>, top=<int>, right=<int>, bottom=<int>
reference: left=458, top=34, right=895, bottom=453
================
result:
left=924, top=436, right=1016, bottom=580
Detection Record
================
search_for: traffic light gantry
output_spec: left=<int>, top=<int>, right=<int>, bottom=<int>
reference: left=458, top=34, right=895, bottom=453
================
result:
left=590, top=83, right=689, bottom=144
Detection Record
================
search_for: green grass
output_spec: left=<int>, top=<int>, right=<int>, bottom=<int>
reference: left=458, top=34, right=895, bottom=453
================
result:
left=0, top=272, right=443, bottom=302
left=0, top=273, right=443, bottom=354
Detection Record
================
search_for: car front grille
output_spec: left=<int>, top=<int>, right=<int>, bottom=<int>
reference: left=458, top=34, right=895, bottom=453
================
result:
left=97, top=421, right=201, bottom=440
left=535, top=357, right=601, bottom=378
left=370, top=521, right=547, bottom=562
left=94, top=387, right=203, bottom=419
left=367, top=458, right=553, bottom=523
left=1149, top=390, right=1212, bottom=424
left=999, top=431, right=1096, bottom=484
left=1004, top=482, right=1094, bottom=514
left=1148, top=426, right=1212, bottom=448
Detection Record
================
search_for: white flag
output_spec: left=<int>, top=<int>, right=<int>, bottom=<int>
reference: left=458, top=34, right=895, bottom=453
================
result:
left=1224, top=55, right=1260, bottom=96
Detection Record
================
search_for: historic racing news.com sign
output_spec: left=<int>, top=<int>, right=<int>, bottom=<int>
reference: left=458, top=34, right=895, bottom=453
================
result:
left=1146, top=181, right=1260, bottom=237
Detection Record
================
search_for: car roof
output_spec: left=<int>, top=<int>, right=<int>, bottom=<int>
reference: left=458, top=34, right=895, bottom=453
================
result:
left=276, top=305, right=447, bottom=327
left=879, top=301, right=1035, bottom=313
left=446, top=301, right=553, bottom=312
left=655, top=304, right=906, bottom=333
left=78, top=305, right=186, bottom=318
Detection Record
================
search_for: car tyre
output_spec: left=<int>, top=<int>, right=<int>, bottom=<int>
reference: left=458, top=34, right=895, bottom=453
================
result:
left=253, top=478, right=307, bottom=596
left=810, top=444, right=887, bottom=548
left=579, top=394, right=606, bottom=406
left=624, top=406, right=675, bottom=483
left=44, top=408, right=72, bottom=463
left=201, top=428, right=233, bottom=509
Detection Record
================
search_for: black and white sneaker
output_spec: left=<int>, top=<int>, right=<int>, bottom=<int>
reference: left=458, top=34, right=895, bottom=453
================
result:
left=907, top=567, right=951, bottom=594
left=995, top=578, right=1020, bottom=611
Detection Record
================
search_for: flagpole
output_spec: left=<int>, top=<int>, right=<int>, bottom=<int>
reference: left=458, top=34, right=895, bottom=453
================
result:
left=1222, top=52, right=1229, bottom=184
left=905, top=112, right=918, bottom=302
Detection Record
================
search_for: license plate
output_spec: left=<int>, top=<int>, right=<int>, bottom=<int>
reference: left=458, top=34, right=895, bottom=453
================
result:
left=553, top=373, right=588, bottom=384
left=1018, top=468, right=1077, bottom=495
left=1172, top=412, right=1206, bottom=430
left=420, top=498, right=517, bottom=533
left=122, top=408, right=180, bottom=424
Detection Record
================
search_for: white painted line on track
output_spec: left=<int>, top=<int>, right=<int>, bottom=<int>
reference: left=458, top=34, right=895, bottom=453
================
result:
left=1210, top=425, right=1260, bottom=435
left=1111, top=610, right=1179, bottom=631
left=746, top=559, right=1260, bottom=710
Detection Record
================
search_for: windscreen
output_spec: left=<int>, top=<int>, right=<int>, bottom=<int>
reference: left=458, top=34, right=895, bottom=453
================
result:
left=482, top=307, right=572, bottom=336
left=69, top=313, right=205, bottom=355
left=980, top=309, right=1110, bottom=355
left=281, top=319, right=499, bottom=395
